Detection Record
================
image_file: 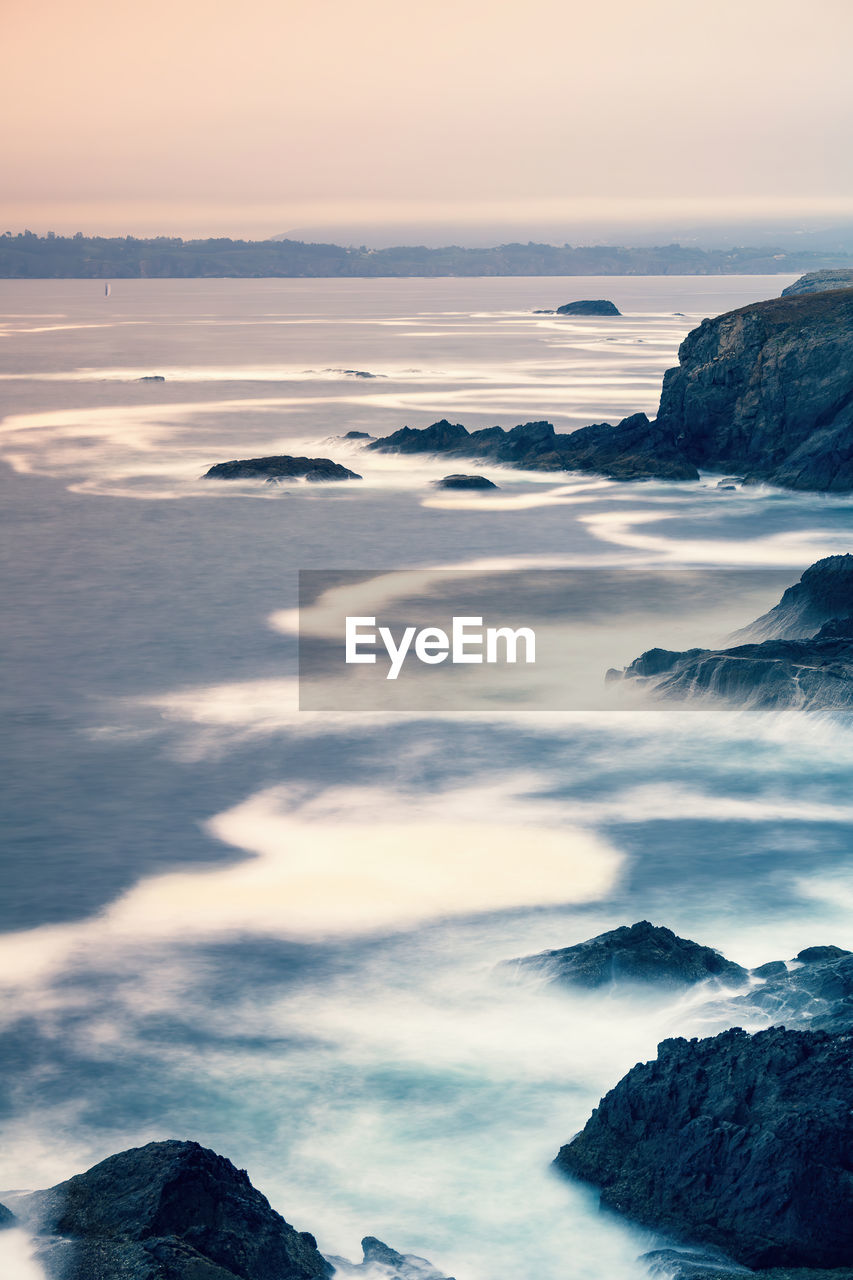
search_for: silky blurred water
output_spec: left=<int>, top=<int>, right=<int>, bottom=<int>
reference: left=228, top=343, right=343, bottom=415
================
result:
left=1, top=275, right=852, bottom=1279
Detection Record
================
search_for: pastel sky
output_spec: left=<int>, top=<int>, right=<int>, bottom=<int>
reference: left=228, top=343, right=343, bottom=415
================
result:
left=3, top=0, right=852, bottom=238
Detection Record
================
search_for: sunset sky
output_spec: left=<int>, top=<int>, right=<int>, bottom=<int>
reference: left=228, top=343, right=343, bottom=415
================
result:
left=3, top=0, right=852, bottom=240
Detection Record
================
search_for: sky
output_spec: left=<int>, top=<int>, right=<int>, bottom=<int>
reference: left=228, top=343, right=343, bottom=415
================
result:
left=3, top=0, right=853, bottom=241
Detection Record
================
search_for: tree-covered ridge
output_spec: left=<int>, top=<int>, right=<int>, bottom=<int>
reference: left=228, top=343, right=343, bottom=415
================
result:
left=2, top=230, right=851, bottom=278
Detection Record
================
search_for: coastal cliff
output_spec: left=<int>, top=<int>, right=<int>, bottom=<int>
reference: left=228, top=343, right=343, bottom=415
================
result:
left=369, top=289, right=853, bottom=491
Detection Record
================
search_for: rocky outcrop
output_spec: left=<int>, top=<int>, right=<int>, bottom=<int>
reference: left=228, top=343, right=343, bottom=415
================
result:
left=651, top=289, right=853, bottom=491
left=139, top=375, right=166, bottom=382
left=369, top=416, right=697, bottom=481
left=0, top=1202, right=16, bottom=1228
left=555, top=1026, right=853, bottom=1269
left=741, top=555, right=853, bottom=640
left=641, top=1246, right=853, bottom=1280
left=723, top=945, right=853, bottom=1032
left=329, top=1237, right=453, bottom=1280
left=19, top=1140, right=331, bottom=1280
left=343, top=430, right=372, bottom=439
left=205, top=456, right=361, bottom=481
left=434, top=474, right=498, bottom=490
left=781, top=270, right=853, bottom=296
left=370, top=290, right=853, bottom=490
left=512, top=921, right=748, bottom=990
left=555, top=300, right=621, bottom=316
left=611, top=558, right=853, bottom=710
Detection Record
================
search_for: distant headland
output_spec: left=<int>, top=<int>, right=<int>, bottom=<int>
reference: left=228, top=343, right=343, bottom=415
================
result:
left=1, top=231, right=852, bottom=278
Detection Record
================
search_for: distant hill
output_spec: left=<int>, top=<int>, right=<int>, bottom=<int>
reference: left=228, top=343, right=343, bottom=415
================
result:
left=1, top=231, right=852, bottom=278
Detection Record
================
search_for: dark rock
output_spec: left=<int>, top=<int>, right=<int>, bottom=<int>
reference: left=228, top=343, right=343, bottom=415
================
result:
left=0, top=1202, right=16, bottom=1228
left=139, top=375, right=166, bottom=382
left=723, top=947, right=853, bottom=1032
left=532, top=309, right=555, bottom=314
left=343, top=431, right=372, bottom=439
left=21, top=1140, right=331, bottom=1280
left=781, top=270, right=853, bottom=297
left=641, top=1246, right=853, bottom=1280
left=329, top=1237, right=453, bottom=1280
left=555, top=300, right=621, bottom=316
left=744, top=555, right=853, bottom=640
left=512, top=921, right=748, bottom=990
left=205, top=456, right=361, bottom=482
left=341, top=370, right=376, bottom=378
left=434, top=475, right=498, bottom=490
left=652, top=289, right=853, bottom=491
left=798, top=945, right=852, bottom=963
left=555, top=1025, right=853, bottom=1269
left=367, top=420, right=470, bottom=456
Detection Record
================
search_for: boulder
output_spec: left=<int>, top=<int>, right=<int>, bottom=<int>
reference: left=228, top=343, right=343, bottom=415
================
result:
left=21, top=1140, right=331, bottom=1280
left=205, top=456, right=361, bottom=481
left=512, top=921, right=748, bottom=990
left=555, top=1026, right=853, bottom=1269
left=328, top=1236, right=453, bottom=1280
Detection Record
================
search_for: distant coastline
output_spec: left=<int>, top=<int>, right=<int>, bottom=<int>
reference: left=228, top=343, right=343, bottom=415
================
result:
left=2, top=231, right=852, bottom=278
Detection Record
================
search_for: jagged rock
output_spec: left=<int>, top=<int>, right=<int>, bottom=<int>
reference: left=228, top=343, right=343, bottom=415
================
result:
left=205, top=456, right=361, bottom=482
left=434, top=475, right=498, bottom=490
left=781, top=270, right=853, bottom=296
left=555, top=300, right=621, bottom=316
left=512, top=921, right=748, bottom=990
left=641, top=1246, right=853, bottom=1280
left=20, top=1140, right=331, bottom=1280
left=743, top=555, right=853, bottom=640
left=555, top=1025, right=853, bottom=1269
left=612, top=558, right=853, bottom=710
left=723, top=945, right=853, bottom=1032
left=0, top=1202, right=16, bottom=1228
left=329, top=1236, right=453, bottom=1280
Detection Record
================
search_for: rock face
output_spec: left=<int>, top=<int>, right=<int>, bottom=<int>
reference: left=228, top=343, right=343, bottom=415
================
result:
left=612, top=558, right=853, bottom=711
left=329, top=1236, right=453, bottom=1280
left=22, top=1140, right=331, bottom=1280
left=555, top=1026, right=853, bottom=1269
left=555, top=300, right=621, bottom=316
left=205, top=456, right=361, bottom=482
left=743, top=554, right=853, bottom=640
left=724, top=945, right=853, bottom=1032
left=781, top=270, right=853, bottom=296
left=513, top=921, right=748, bottom=990
left=0, top=1202, right=16, bottom=1228
left=434, top=474, right=498, bottom=490
left=652, top=289, right=853, bottom=491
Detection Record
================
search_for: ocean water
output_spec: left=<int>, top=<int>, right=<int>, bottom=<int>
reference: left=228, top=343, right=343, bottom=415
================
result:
left=2, top=275, right=853, bottom=1279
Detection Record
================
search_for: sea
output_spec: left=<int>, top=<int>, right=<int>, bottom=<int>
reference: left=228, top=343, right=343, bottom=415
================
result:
left=1, top=275, right=852, bottom=1279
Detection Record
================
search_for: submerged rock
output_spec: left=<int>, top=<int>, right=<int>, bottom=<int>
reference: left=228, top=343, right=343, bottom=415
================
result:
left=512, top=921, right=748, bottom=990
left=555, top=1025, right=853, bottom=1269
left=781, top=270, right=853, bottom=296
left=205, top=456, right=361, bottom=482
left=555, top=300, right=621, bottom=316
left=434, top=474, right=498, bottom=490
left=21, top=1140, right=331, bottom=1280
left=329, top=1236, right=453, bottom=1280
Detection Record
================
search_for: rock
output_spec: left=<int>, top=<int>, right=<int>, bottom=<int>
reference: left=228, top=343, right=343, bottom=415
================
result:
left=367, top=420, right=471, bottom=456
left=341, top=370, right=376, bottom=378
left=343, top=431, right=372, bottom=439
left=512, top=921, right=748, bottom=990
left=555, top=1025, right=853, bottom=1269
left=328, top=1236, right=453, bottom=1280
left=434, top=475, right=498, bottom=490
left=722, top=945, right=853, bottom=1032
left=640, top=1246, right=853, bottom=1280
left=205, top=456, right=361, bottom=482
left=781, top=270, right=853, bottom=296
left=139, top=375, right=166, bottom=382
left=0, top=1202, right=16, bottom=1228
left=20, top=1140, right=331, bottom=1280
left=743, top=555, right=853, bottom=640
left=615, top=618, right=853, bottom=711
left=651, top=289, right=853, bottom=491
left=555, top=300, right=621, bottom=316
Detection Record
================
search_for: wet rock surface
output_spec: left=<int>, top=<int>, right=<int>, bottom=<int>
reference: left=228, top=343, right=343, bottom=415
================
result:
left=512, top=921, right=748, bottom=990
left=204, top=456, right=361, bottom=481
left=555, top=1026, right=853, bottom=1269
